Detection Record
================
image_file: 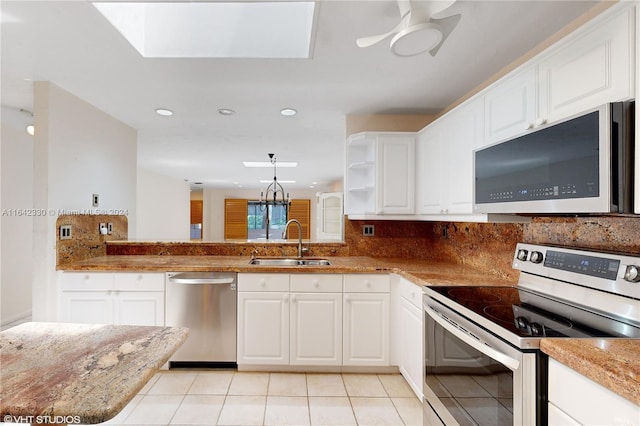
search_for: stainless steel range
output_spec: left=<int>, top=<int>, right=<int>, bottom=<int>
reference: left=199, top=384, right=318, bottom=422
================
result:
left=422, top=243, right=640, bottom=426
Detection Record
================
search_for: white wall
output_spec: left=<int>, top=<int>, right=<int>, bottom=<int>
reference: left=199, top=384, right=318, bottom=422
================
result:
left=32, top=82, right=137, bottom=321
left=1, top=110, right=34, bottom=325
left=202, top=187, right=332, bottom=241
left=136, top=168, right=190, bottom=240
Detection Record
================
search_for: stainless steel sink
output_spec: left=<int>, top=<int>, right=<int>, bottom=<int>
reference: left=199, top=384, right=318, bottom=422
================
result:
left=249, top=258, right=331, bottom=266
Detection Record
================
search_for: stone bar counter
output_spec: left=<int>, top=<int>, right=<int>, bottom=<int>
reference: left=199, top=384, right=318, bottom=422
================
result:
left=0, top=322, right=188, bottom=424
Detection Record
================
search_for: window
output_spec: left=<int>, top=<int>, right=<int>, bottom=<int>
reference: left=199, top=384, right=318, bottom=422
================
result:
left=247, top=201, right=288, bottom=240
left=224, top=198, right=311, bottom=240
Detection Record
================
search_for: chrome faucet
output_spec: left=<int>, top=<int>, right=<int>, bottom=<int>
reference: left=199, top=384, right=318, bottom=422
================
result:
left=282, top=219, right=303, bottom=258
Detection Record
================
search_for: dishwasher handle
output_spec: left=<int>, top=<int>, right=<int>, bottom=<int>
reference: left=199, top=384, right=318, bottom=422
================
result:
left=168, top=277, right=235, bottom=285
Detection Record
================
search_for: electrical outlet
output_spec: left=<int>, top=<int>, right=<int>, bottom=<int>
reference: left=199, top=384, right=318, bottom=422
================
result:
left=107, top=223, right=113, bottom=234
left=60, top=225, right=72, bottom=240
left=362, top=224, right=375, bottom=236
left=99, top=223, right=107, bottom=235
left=92, top=193, right=99, bottom=207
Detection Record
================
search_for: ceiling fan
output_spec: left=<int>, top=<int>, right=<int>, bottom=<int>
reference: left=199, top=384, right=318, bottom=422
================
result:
left=356, top=0, right=461, bottom=57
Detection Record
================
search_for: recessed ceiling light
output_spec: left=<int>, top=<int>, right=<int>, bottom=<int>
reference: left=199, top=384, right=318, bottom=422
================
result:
left=280, top=108, right=297, bottom=117
left=25, top=124, right=35, bottom=136
left=156, top=108, right=173, bottom=116
left=243, top=161, right=298, bottom=168
left=218, top=108, right=235, bottom=116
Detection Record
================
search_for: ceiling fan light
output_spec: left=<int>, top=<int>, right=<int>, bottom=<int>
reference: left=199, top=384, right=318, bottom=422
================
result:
left=390, top=23, right=442, bottom=57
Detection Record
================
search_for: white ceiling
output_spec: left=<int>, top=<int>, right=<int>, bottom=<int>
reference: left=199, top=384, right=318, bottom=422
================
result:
left=1, top=0, right=598, bottom=191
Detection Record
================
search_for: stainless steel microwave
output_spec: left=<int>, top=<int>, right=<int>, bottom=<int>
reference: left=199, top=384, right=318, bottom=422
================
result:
left=473, top=102, right=634, bottom=214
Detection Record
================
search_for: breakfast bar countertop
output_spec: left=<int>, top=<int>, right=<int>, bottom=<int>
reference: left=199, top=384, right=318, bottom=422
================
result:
left=0, top=322, right=188, bottom=424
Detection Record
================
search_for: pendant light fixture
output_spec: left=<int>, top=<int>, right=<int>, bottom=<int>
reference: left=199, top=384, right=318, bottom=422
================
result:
left=260, top=153, right=290, bottom=209
left=259, top=153, right=290, bottom=240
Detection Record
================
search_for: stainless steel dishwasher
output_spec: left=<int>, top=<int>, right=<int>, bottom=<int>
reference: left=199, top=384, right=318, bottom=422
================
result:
left=166, top=272, right=237, bottom=368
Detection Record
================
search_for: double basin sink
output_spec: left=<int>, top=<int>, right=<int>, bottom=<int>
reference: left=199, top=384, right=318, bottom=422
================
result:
left=249, top=257, right=331, bottom=266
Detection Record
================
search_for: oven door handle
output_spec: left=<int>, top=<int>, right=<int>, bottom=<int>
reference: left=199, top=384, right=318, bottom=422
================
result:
left=425, top=305, right=520, bottom=371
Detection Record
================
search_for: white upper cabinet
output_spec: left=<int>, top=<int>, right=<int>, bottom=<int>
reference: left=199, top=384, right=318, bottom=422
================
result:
left=538, top=7, right=634, bottom=123
left=484, top=67, right=537, bottom=145
left=485, top=5, right=634, bottom=144
left=418, top=98, right=485, bottom=215
left=345, top=132, right=415, bottom=217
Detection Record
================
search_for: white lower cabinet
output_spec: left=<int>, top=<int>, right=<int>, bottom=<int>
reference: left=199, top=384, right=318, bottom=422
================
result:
left=59, top=272, right=165, bottom=326
left=237, top=273, right=392, bottom=368
left=290, top=292, right=342, bottom=365
left=343, top=274, right=390, bottom=366
left=290, top=274, right=343, bottom=366
left=60, top=291, right=114, bottom=324
left=237, top=291, right=290, bottom=365
left=548, top=358, right=640, bottom=426
left=393, top=275, right=424, bottom=399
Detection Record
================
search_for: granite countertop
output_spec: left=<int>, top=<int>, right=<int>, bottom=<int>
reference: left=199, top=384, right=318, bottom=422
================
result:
left=58, top=255, right=517, bottom=287
left=0, top=322, right=188, bottom=424
left=540, top=338, right=640, bottom=405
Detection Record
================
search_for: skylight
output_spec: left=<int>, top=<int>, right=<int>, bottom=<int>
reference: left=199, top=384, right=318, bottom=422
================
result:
left=93, top=2, right=315, bottom=58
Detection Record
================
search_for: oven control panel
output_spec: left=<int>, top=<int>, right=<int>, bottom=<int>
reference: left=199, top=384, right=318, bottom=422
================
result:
left=513, top=243, right=640, bottom=300
left=543, top=250, right=619, bottom=280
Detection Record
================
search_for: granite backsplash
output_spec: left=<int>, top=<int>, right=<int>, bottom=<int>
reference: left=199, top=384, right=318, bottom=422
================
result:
left=59, top=214, right=639, bottom=282
left=56, top=214, right=128, bottom=267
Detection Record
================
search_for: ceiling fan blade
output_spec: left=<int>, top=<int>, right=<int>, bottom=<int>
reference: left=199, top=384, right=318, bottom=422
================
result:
left=356, top=12, right=410, bottom=48
left=407, top=0, right=456, bottom=23
left=428, top=13, right=461, bottom=56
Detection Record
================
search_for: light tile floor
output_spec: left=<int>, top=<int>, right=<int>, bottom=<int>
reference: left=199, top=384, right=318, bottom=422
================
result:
left=101, top=371, right=423, bottom=426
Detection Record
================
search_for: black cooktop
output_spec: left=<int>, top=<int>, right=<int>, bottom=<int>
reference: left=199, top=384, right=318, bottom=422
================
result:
left=428, top=285, right=639, bottom=339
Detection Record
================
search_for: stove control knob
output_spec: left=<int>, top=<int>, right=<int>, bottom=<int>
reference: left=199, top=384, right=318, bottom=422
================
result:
left=624, top=265, right=640, bottom=282
left=529, top=322, right=543, bottom=336
left=515, top=316, right=529, bottom=329
left=530, top=251, right=544, bottom=264
left=517, top=249, right=528, bottom=261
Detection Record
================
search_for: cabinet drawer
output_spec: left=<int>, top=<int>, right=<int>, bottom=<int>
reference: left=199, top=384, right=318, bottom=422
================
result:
left=398, top=278, right=422, bottom=308
left=343, top=274, right=390, bottom=293
left=290, top=274, right=343, bottom=292
left=114, top=272, right=165, bottom=291
left=60, top=272, right=113, bottom=290
left=238, top=273, right=290, bottom=292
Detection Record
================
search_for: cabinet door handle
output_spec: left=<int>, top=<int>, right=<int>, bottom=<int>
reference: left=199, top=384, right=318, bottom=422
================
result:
left=345, top=294, right=351, bottom=303
left=291, top=295, right=297, bottom=303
